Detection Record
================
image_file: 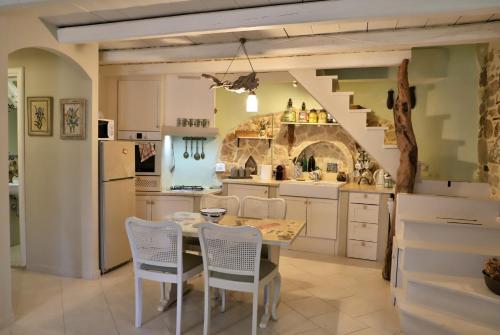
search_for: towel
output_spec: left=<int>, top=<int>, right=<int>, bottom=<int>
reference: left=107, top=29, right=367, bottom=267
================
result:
left=138, top=142, right=156, bottom=162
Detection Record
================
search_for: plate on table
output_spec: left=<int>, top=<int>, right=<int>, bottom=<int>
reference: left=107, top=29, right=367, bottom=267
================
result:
left=173, top=212, right=201, bottom=223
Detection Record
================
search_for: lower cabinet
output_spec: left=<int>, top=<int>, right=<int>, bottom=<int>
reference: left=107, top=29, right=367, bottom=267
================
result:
left=281, top=196, right=338, bottom=254
left=227, top=184, right=269, bottom=200
left=136, top=195, right=194, bottom=220
left=347, top=192, right=380, bottom=261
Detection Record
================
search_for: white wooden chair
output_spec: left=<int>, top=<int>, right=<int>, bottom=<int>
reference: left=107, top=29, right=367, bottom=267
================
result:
left=198, top=222, right=281, bottom=335
left=200, top=194, right=240, bottom=216
left=125, top=217, right=203, bottom=335
left=240, top=196, right=286, bottom=220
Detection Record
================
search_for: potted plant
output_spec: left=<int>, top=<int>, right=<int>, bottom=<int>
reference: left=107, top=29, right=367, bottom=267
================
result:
left=483, top=258, right=500, bottom=295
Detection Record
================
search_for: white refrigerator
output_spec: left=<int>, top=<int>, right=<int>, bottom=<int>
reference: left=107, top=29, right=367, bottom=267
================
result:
left=99, top=141, right=136, bottom=273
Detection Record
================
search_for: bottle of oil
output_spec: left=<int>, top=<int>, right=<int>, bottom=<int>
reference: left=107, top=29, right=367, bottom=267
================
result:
left=309, top=108, right=318, bottom=123
left=298, top=102, right=308, bottom=123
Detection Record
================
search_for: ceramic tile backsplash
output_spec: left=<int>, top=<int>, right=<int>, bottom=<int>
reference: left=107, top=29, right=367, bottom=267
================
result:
left=218, top=112, right=379, bottom=180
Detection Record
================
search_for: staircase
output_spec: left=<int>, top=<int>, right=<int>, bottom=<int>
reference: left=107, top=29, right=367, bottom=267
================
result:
left=289, top=69, right=399, bottom=177
left=392, top=193, right=500, bottom=335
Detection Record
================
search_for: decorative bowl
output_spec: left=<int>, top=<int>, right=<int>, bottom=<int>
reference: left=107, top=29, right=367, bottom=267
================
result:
left=200, top=208, right=227, bottom=223
left=483, top=270, right=500, bottom=296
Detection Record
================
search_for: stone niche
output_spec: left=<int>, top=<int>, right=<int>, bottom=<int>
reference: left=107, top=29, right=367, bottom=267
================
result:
left=218, top=112, right=379, bottom=179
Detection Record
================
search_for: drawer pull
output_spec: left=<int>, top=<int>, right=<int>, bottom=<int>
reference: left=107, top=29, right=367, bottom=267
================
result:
left=363, top=205, right=367, bottom=210
left=363, top=194, right=368, bottom=198
left=362, top=223, right=367, bottom=228
left=361, top=241, right=366, bottom=246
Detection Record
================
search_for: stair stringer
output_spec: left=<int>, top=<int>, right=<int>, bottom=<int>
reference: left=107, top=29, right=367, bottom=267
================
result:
left=290, top=69, right=399, bottom=177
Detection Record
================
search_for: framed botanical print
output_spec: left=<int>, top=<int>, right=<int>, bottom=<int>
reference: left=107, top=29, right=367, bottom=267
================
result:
left=60, top=98, right=86, bottom=140
left=27, top=97, right=53, bottom=136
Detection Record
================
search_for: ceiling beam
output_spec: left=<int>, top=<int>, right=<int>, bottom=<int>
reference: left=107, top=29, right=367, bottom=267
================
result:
left=99, top=50, right=412, bottom=76
left=58, top=0, right=500, bottom=43
left=100, top=22, right=500, bottom=65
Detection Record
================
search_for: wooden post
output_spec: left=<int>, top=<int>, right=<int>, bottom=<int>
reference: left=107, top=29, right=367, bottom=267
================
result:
left=382, top=59, right=418, bottom=280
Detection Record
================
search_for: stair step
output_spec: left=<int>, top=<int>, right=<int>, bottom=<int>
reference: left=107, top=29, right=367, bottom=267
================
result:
left=330, top=91, right=354, bottom=96
left=383, top=144, right=398, bottom=149
left=399, top=217, right=500, bottom=248
left=405, top=272, right=500, bottom=328
left=366, top=126, right=388, bottom=131
left=398, top=299, right=500, bottom=335
left=349, top=108, right=371, bottom=113
left=399, top=240, right=498, bottom=277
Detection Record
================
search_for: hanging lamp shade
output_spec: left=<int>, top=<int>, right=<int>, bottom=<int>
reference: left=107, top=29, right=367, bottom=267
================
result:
left=246, top=91, right=258, bottom=112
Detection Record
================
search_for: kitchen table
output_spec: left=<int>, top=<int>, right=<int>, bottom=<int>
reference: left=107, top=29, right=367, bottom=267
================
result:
left=157, top=212, right=305, bottom=327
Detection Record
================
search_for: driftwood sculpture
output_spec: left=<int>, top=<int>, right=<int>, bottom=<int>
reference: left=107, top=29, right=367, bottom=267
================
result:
left=202, top=72, right=259, bottom=94
left=382, top=59, right=418, bottom=280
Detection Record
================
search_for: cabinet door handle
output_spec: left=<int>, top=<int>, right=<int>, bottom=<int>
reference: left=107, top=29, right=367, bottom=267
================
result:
left=264, top=190, right=268, bottom=194
left=363, top=205, right=367, bottom=210
left=304, top=201, right=308, bottom=205
left=361, top=241, right=366, bottom=246
left=151, top=201, right=155, bottom=205
left=362, top=223, right=367, bottom=228
left=364, top=194, right=368, bottom=198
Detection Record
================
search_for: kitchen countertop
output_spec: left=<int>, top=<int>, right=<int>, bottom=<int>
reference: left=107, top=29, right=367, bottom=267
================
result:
left=222, top=178, right=281, bottom=187
left=340, top=183, right=395, bottom=194
left=136, top=188, right=222, bottom=197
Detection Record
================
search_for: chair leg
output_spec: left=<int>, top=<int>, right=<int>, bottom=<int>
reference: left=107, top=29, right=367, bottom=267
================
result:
left=203, top=286, right=211, bottom=335
left=158, top=282, right=168, bottom=312
left=176, top=281, right=183, bottom=335
left=134, top=276, right=143, bottom=328
left=220, top=289, right=226, bottom=313
left=251, top=292, right=259, bottom=335
left=259, top=284, right=271, bottom=328
left=271, top=273, right=281, bottom=321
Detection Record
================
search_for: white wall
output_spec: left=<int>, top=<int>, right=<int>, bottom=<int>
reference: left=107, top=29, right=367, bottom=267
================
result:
left=8, top=48, right=91, bottom=276
left=0, top=15, right=99, bottom=328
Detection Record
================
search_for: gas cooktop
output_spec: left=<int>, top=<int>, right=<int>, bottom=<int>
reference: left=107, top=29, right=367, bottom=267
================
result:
left=170, top=185, right=204, bottom=191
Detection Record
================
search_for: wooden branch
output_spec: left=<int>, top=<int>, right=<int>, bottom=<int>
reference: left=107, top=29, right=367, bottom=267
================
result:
left=382, top=58, right=418, bottom=280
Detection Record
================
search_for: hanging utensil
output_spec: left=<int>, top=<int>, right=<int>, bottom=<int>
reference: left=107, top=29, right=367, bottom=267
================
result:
left=183, top=139, right=189, bottom=159
left=194, top=139, right=201, bottom=160
left=201, top=139, right=205, bottom=160
left=190, top=139, right=193, bottom=157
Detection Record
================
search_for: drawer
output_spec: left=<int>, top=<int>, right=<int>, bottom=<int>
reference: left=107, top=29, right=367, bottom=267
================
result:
left=347, top=240, right=377, bottom=261
left=348, top=203, right=379, bottom=224
left=349, top=192, right=379, bottom=205
left=348, top=221, right=378, bottom=242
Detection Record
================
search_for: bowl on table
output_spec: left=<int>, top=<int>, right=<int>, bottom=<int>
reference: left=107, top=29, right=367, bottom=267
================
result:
left=200, top=208, right=227, bottom=223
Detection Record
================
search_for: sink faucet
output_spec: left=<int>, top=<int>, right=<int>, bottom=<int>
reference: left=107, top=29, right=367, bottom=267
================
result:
left=309, top=170, right=321, bottom=182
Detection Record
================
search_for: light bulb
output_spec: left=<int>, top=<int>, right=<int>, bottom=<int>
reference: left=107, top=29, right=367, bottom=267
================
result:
left=246, top=92, right=258, bottom=113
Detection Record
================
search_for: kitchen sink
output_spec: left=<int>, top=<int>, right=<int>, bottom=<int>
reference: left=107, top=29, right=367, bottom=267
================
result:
left=279, top=180, right=345, bottom=199
left=9, top=182, right=19, bottom=197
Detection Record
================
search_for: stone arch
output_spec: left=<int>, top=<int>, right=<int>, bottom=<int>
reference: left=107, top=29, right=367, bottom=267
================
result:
left=291, top=140, right=355, bottom=173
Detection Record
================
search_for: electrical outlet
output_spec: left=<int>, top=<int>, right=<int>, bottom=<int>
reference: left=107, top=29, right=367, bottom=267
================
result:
left=326, top=162, right=338, bottom=173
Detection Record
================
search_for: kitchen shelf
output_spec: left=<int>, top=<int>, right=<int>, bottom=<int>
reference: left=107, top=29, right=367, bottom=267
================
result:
left=236, top=136, right=273, bottom=148
left=281, top=122, right=339, bottom=126
left=161, top=126, right=219, bottom=137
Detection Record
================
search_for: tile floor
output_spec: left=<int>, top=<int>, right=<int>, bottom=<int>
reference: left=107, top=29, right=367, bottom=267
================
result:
left=2, top=250, right=401, bottom=335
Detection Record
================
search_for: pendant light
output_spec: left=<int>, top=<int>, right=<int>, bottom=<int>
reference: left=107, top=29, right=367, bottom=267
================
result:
left=246, top=91, right=258, bottom=112
left=202, top=38, right=259, bottom=113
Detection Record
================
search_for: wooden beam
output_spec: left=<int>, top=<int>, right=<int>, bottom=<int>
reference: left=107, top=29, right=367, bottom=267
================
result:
left=58, top=0, right=500, bottom=43
left=99, top=50, right=411, bottom=76
left=100, top=22, right=500, bottom=65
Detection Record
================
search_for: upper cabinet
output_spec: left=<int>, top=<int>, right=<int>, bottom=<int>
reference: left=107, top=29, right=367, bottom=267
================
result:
left=117, top=78, right=161, bottom=132
left=164, top=75, right=215, bottom=127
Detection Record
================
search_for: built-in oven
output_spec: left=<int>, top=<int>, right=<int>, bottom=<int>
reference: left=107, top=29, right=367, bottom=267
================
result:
left=119, top=131, right=163, bottom=191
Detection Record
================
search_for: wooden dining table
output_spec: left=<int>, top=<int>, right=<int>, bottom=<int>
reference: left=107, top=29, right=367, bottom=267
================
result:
left=157, top=212, right=306, bottom=327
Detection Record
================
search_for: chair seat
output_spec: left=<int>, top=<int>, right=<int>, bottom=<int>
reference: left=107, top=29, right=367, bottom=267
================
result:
left=140, top=253, right=202, bottom=274
left=211, top=259, right=277, bottom=283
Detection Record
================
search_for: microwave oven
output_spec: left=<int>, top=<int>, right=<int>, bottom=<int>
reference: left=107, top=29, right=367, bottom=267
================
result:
left=98, top=119, right=115, bottom=140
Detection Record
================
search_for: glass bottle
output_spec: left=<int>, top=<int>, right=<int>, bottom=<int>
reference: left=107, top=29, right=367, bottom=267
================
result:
left=309, top=108, right=318, bottom=123
left=298, top=102, right=308, bottom=123
left=318, top=109, right=328, bottom=123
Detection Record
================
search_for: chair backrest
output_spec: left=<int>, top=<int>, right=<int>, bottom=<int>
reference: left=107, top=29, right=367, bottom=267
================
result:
left=125, top=216, right=183, bottom=270
left=200, top=194, right=240, bottom=216
left=198, top=222, right=262, bottom=281
left=240, top=196, right=286, bottom=219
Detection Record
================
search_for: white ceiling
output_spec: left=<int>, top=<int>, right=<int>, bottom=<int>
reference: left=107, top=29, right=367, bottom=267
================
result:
left=96, top=12, right=499, bottom=51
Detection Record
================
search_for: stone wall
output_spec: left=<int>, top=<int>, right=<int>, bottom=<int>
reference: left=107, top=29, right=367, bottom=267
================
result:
left=478, top=42, right=500, bottom=200
left=218, top=112, right=380, bottom=181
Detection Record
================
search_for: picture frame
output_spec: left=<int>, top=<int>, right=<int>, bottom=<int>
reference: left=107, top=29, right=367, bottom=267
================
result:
left=60, top=98, right=86, bottom=140
left=27, top=97, right=53, bottom=136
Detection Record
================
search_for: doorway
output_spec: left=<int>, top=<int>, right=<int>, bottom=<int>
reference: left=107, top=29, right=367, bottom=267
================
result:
left=8, top=67, right=26, bottom=267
